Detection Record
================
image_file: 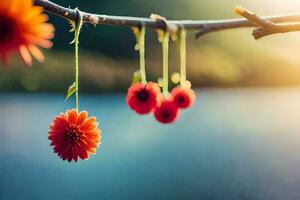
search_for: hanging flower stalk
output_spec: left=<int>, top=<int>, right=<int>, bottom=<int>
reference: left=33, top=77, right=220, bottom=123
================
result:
left=138, top=25, right=147, bottom=85
left=154, top=30, right=180, bottom=124
left=180, top=29, right=187, bottom=88
left=126, top=25, right=160, bottom=115
left=126, top=15, right=196, bottom=124
left=171, top=28, right=196, bottom=109
left=48, top=10, right=101, bottom=162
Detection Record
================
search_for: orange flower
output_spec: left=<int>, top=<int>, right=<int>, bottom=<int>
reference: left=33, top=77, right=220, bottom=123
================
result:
left=48, top=109, right=101, bottom=162
left=0, top=0, right=55, bottom=66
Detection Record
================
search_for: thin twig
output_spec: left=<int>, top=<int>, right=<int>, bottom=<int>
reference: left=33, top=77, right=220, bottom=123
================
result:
left=235, top=6, right=300, bottom=39
left=35, top=0, right=300, bottom=39
left=253, top=24, right=300, bottom=39
left=234, top=6, right=275, bottom=27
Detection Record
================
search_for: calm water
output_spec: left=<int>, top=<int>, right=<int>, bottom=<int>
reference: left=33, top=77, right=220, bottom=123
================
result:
left=1, top=88, right=300, bottom=200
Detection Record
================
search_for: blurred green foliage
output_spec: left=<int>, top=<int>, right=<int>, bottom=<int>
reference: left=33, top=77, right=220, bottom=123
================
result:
left=2, top=0, right=300, bottom=92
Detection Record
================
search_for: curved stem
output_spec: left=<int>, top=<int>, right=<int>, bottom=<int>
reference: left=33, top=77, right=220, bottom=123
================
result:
left=162, top=32, right=170, bottom=96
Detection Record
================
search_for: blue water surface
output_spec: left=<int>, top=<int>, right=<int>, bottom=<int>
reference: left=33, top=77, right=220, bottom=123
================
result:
left=1, top=88, right=300, bottom=200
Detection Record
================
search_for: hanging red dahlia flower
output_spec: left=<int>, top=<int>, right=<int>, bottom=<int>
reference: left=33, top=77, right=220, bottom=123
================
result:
left=48, top=109, right=101, bottom=162
left=0, top=0, right=55, bottom=66
left=171, top=87, right=196, bottom=109
left=126, top=82, right=161, bottom=115
left=154, top=98, right=180, bottom=124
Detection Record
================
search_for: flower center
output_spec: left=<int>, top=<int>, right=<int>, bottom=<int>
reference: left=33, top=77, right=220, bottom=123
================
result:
left=0, top=15, right=17, bottom=44
left=65, top=128, right=80, bottom=142
left=161, top=110, right=171, bottom=119
left=137, top=89, right=149, bottom=102
left=178, top=96, right=185, bottom=103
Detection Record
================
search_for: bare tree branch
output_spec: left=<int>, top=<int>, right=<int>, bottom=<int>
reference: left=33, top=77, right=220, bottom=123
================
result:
left=234, top=6, right=275, bottom=27
left=235, top=6, right=300, bottom=39
left=253, top=24, right=300, bottom=39
left=35, top=0, right=300, bottom=39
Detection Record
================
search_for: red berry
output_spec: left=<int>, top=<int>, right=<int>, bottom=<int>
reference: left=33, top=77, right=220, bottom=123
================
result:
left=126, top=82, right=160, bottom=115
left=171, top=87, right=195, bottom=109
left=154, top=98, right=180, bottom=124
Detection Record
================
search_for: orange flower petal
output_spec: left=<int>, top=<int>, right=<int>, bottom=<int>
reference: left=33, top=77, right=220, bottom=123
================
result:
left=19, top=45, right=32, bottom=66
left=0, top=0, right=54, bottom=66
left=67, top=109, right=78, bottom=125
left=23, top=7, right=43, bottom=22
left=76, top=111, right=88, bottom=126
left=27, top=45, right=44, bottom=63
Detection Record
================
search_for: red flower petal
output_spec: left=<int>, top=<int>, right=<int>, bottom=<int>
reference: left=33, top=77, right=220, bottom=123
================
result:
left=154, top=98, right=180, bottom=124
left=126, top=82, right=160, bottom=115
left=171, top=87, right=196, bottom=109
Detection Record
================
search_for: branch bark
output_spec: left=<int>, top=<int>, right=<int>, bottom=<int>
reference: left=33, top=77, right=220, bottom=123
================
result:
left=235, top=6, right=300, bottom=39
left=34, top=0, right=300, bottom=39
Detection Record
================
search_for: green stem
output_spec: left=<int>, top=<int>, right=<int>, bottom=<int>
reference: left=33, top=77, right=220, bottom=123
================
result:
left=162, top=31, right=170, bottom=96
left=74, top=9, right=83, bottom=111
left=180, top=29, right=187, bottom=87
left=139, top=26, right=147, bottom=85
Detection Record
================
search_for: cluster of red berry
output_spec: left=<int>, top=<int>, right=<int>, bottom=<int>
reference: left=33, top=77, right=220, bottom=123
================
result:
left=126, top=82, right=195, bottom=124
